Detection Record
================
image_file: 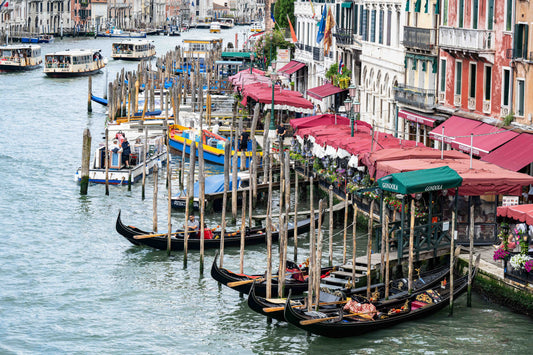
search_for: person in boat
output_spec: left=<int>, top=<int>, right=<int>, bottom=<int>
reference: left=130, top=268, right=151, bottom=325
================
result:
left=110, top=139, right=121, bottom=154
left=212, top=119, right=220, bottom=135
left=239, top=131, right=250, bottom=151
left=121, top=137, right=131, bottom=168
left=183, top=214, right=199, bottom=237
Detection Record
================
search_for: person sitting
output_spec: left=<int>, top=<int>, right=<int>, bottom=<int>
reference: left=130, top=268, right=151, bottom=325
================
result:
left=109, top=139, right=121, bottom=154
left=183, top=214, right=199, bottom=237
left=121, top=137, right=131, bottom=168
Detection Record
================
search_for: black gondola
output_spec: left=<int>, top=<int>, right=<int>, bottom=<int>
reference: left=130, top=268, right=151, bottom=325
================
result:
left=116, top=210, right=321, bottom=251
left=248, top=263, right=453, bottom=322
left=283, top=258, right=479, bottom=338
left=210, top=251, right=335, bottom=297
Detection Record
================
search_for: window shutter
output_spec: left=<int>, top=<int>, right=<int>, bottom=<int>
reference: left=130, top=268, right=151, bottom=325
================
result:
left=524, top=24, right=529, bottom=59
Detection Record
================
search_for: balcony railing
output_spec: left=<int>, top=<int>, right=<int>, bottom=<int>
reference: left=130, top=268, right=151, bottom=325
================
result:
left=305, top=44, right=312, bottom=53
left=506, top=48, right=533, bottom=61
left=313, top=46, right=323, bottom=61
left=403, top=27, right=436, bottom=51
left=393, top=84, right=436, bottom=110
left=439, top=27, right=495, bottom=52
left=334, top=27, right=354, bottom=45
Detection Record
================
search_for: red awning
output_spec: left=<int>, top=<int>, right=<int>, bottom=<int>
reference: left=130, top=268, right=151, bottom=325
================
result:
left=429, top=116, right=483, bottom=144
left=290, top=114, right=373, bottom=131
left=375, top=158, right=533, bottom=196
left=482, top=133, right=533, bottom=171
left=279, top=60, right=306, bottom=77
left=306, top=83, right=347, bottom=100
left=398, top=110, right=437, bottom=127
left=450, top=123, right=518, bottom=157
left=497, top=204, right=533, bottom=224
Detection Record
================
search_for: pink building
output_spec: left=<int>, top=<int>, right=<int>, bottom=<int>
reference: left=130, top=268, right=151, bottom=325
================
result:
left=438, top=0, right=513, bottom=119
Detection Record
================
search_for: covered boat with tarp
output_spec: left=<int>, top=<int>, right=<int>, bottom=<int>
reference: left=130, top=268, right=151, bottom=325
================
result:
left=171, top=172, right=246, bottom=210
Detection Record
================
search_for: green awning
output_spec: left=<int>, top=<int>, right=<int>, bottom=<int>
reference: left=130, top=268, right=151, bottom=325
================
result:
left=414, top=0, right=422, bottom=12
left=378, top=166, right=463, bottom=195
left=221, top=52, right=253, bottom=59
left=341, top=1, right=353, bottom=8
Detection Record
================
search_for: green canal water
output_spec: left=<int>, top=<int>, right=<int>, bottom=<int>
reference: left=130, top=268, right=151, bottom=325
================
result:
left=0, top=28, right=531, bottom=354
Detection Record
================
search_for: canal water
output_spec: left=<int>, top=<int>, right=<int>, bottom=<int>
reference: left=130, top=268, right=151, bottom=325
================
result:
left=0, top=28, right=530, bottom=354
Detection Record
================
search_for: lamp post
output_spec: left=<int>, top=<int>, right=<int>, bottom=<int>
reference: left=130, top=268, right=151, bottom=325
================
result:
left=270, top=60, right=277, bottom=131
left=250, top=52, right=254, bottom=74
left=344, top=85, right=360, bottom=137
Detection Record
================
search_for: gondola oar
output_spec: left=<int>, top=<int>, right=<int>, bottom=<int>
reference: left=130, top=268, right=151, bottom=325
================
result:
left=227, top=275, right=279, bottom=287
left=299, top=310, right=377, bottom=325
left=263, top=300, right=349, bottom=313
left=134, top=226, right=220, bottom=240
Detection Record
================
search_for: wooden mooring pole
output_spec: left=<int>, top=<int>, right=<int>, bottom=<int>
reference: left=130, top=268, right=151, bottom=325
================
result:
left=366, top=200, right=374, bottom=298
left=153, top=164, right=158, bottom=232
left=87, top=76, right=92, bottom=112
left=467, top=202, right=474, bottom=307
left=449, top=210, right=456, bottom=316
left=80, top=128, right=91, bottom=195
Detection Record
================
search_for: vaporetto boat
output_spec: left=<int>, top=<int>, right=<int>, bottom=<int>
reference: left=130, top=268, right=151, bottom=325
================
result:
left=111, top=39, right=156, bottom=61
left=43, top=49, right=106, bottom=77
left=0, top=45, right=42, bottom=71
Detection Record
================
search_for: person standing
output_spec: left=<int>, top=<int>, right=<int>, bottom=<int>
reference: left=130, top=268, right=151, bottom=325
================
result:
left=239, top=131, right=250, bottom=151
left=276, top=123, right=286, bottom=146
left=121, top=137, right=131, bottom=168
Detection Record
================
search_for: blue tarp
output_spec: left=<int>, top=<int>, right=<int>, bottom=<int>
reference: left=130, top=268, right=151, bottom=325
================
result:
left=182, top=174, right=241, bottom=198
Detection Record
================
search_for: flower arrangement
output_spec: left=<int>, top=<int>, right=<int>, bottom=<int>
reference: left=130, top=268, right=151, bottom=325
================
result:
left=362, top=190, right=379, bottom=200
left=384, top=196, right=402, bottom=211
left=524, top=260, right=533, bottom=273
left=509, top=254, right=533, bottom=270
left=493, top=248, right=510, bottom=262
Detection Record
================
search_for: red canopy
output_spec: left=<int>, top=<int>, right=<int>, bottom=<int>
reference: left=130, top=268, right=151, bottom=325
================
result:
left=290, top=114, right=373, bottom=131
left=307, top=83, right=347, bottom=100
left=241, top=82, right=314, bottom=110
left=229, top=72, right=271, bottom=90
left=497, top=204, right=533, bottom=224
left=375, top=158, right=533, bottom=196
left=482, top=133, right=533, bottom=171
left=279, top=60, right=306, bottom=77
left=365, top=146, right=470, bottom=177
left=450, top=123, right=518, bottom=157
left=429, top=116, right=483, bottom=144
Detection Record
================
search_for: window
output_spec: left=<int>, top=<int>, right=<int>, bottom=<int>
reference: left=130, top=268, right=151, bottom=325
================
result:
left=443, top=0, right=448, bottom=26
left=514, top=24, right=529, bottom=59
left=386, top=10, right=391, bottom=46
left=439, top=58, right=446, bottom=92
left=484, top=65, right=492, bottom=101
left=455, top=61, right=462, bottom=95
left=362, top=9, right=368, bottom=42
left=379, top=10, right=384, bottom=44
left=502, top=68, right=511, bottom=107
left=487, top=0, right=494, bottom=30
left=469, top=63, right=476, bottom=98
left=517, top=79, right=525, bottom=116
left=458, top=0, right=464, bottom=28
left=370, top=10, right=376, bottom=42
left=505, top=0, right=513, bottom=32
left=472, top=0, right=478, bottom=29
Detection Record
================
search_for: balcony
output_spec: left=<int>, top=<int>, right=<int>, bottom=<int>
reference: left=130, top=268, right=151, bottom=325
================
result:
left=506, top=48, right=533, bottom=62
left=439, top=27, right=495, bottom=53
left=403, top=27, right=436, bottom=52
left=312, top=46, right=323, bottom=61
left=334, top=27, right=353, bottom=46
left=393, top=84, right=436, bottom=111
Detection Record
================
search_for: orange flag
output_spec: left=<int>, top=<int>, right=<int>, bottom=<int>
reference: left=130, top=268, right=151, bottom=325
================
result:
left=323, top=6, right=335, bottom=55
left=309, top=0, right=316, bottom=18
left=287, top=14, right=298, bottom=43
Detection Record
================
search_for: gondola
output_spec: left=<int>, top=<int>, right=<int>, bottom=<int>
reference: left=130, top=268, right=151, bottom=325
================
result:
left=283, top=257, right=479, bottom=338
left=210, top=251, right=335, bottom=297
left=116, top=210, right=321, bottom=251
left=248, top=263, right=453, bottom=322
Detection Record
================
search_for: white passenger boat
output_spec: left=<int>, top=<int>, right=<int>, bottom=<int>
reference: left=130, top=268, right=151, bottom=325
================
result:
left=111, top=39, right=156, bottom=61
left=43, top=49, right=106, bottom=77
left=0, top=45, right=42, bottom=71
left=210, top=22, right=221, bottom=33
left=183, top=39, right=223, bottom=59
left=251, top=22, right=263, bottom=33
left=75, top=130, right=167, bottom=185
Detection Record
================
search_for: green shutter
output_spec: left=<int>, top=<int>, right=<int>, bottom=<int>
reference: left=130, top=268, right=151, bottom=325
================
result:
left=524, top=24, right=529, bottom=59
left=422, top=61, right=427, bottom=72
left=432, top=58, right=438, bottom=74
left=435, top=0, right=440, bottom=15
left=424, top=0, right=429, bottom=13
left=415, top=0, right=422, bottom=12
left=514, top=24, right=522, bottom=58
left=406, top=0, right=410, bottom=11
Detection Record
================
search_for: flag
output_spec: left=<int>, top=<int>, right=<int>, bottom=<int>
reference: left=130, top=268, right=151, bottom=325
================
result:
left=271, top=11, right=276, bottom=24
left=316, top=5, right=327, bottom=44
left=191, top=1, right=194, bottom=6
left=0, top=0, right=7, bottom=7
left=309, top=0, right=316, bottom=19
left=323, top=6, right=335, bottom=55
left=338, top=56, right=344, bottom=75
left=287, top=14, right=297, bottom=43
